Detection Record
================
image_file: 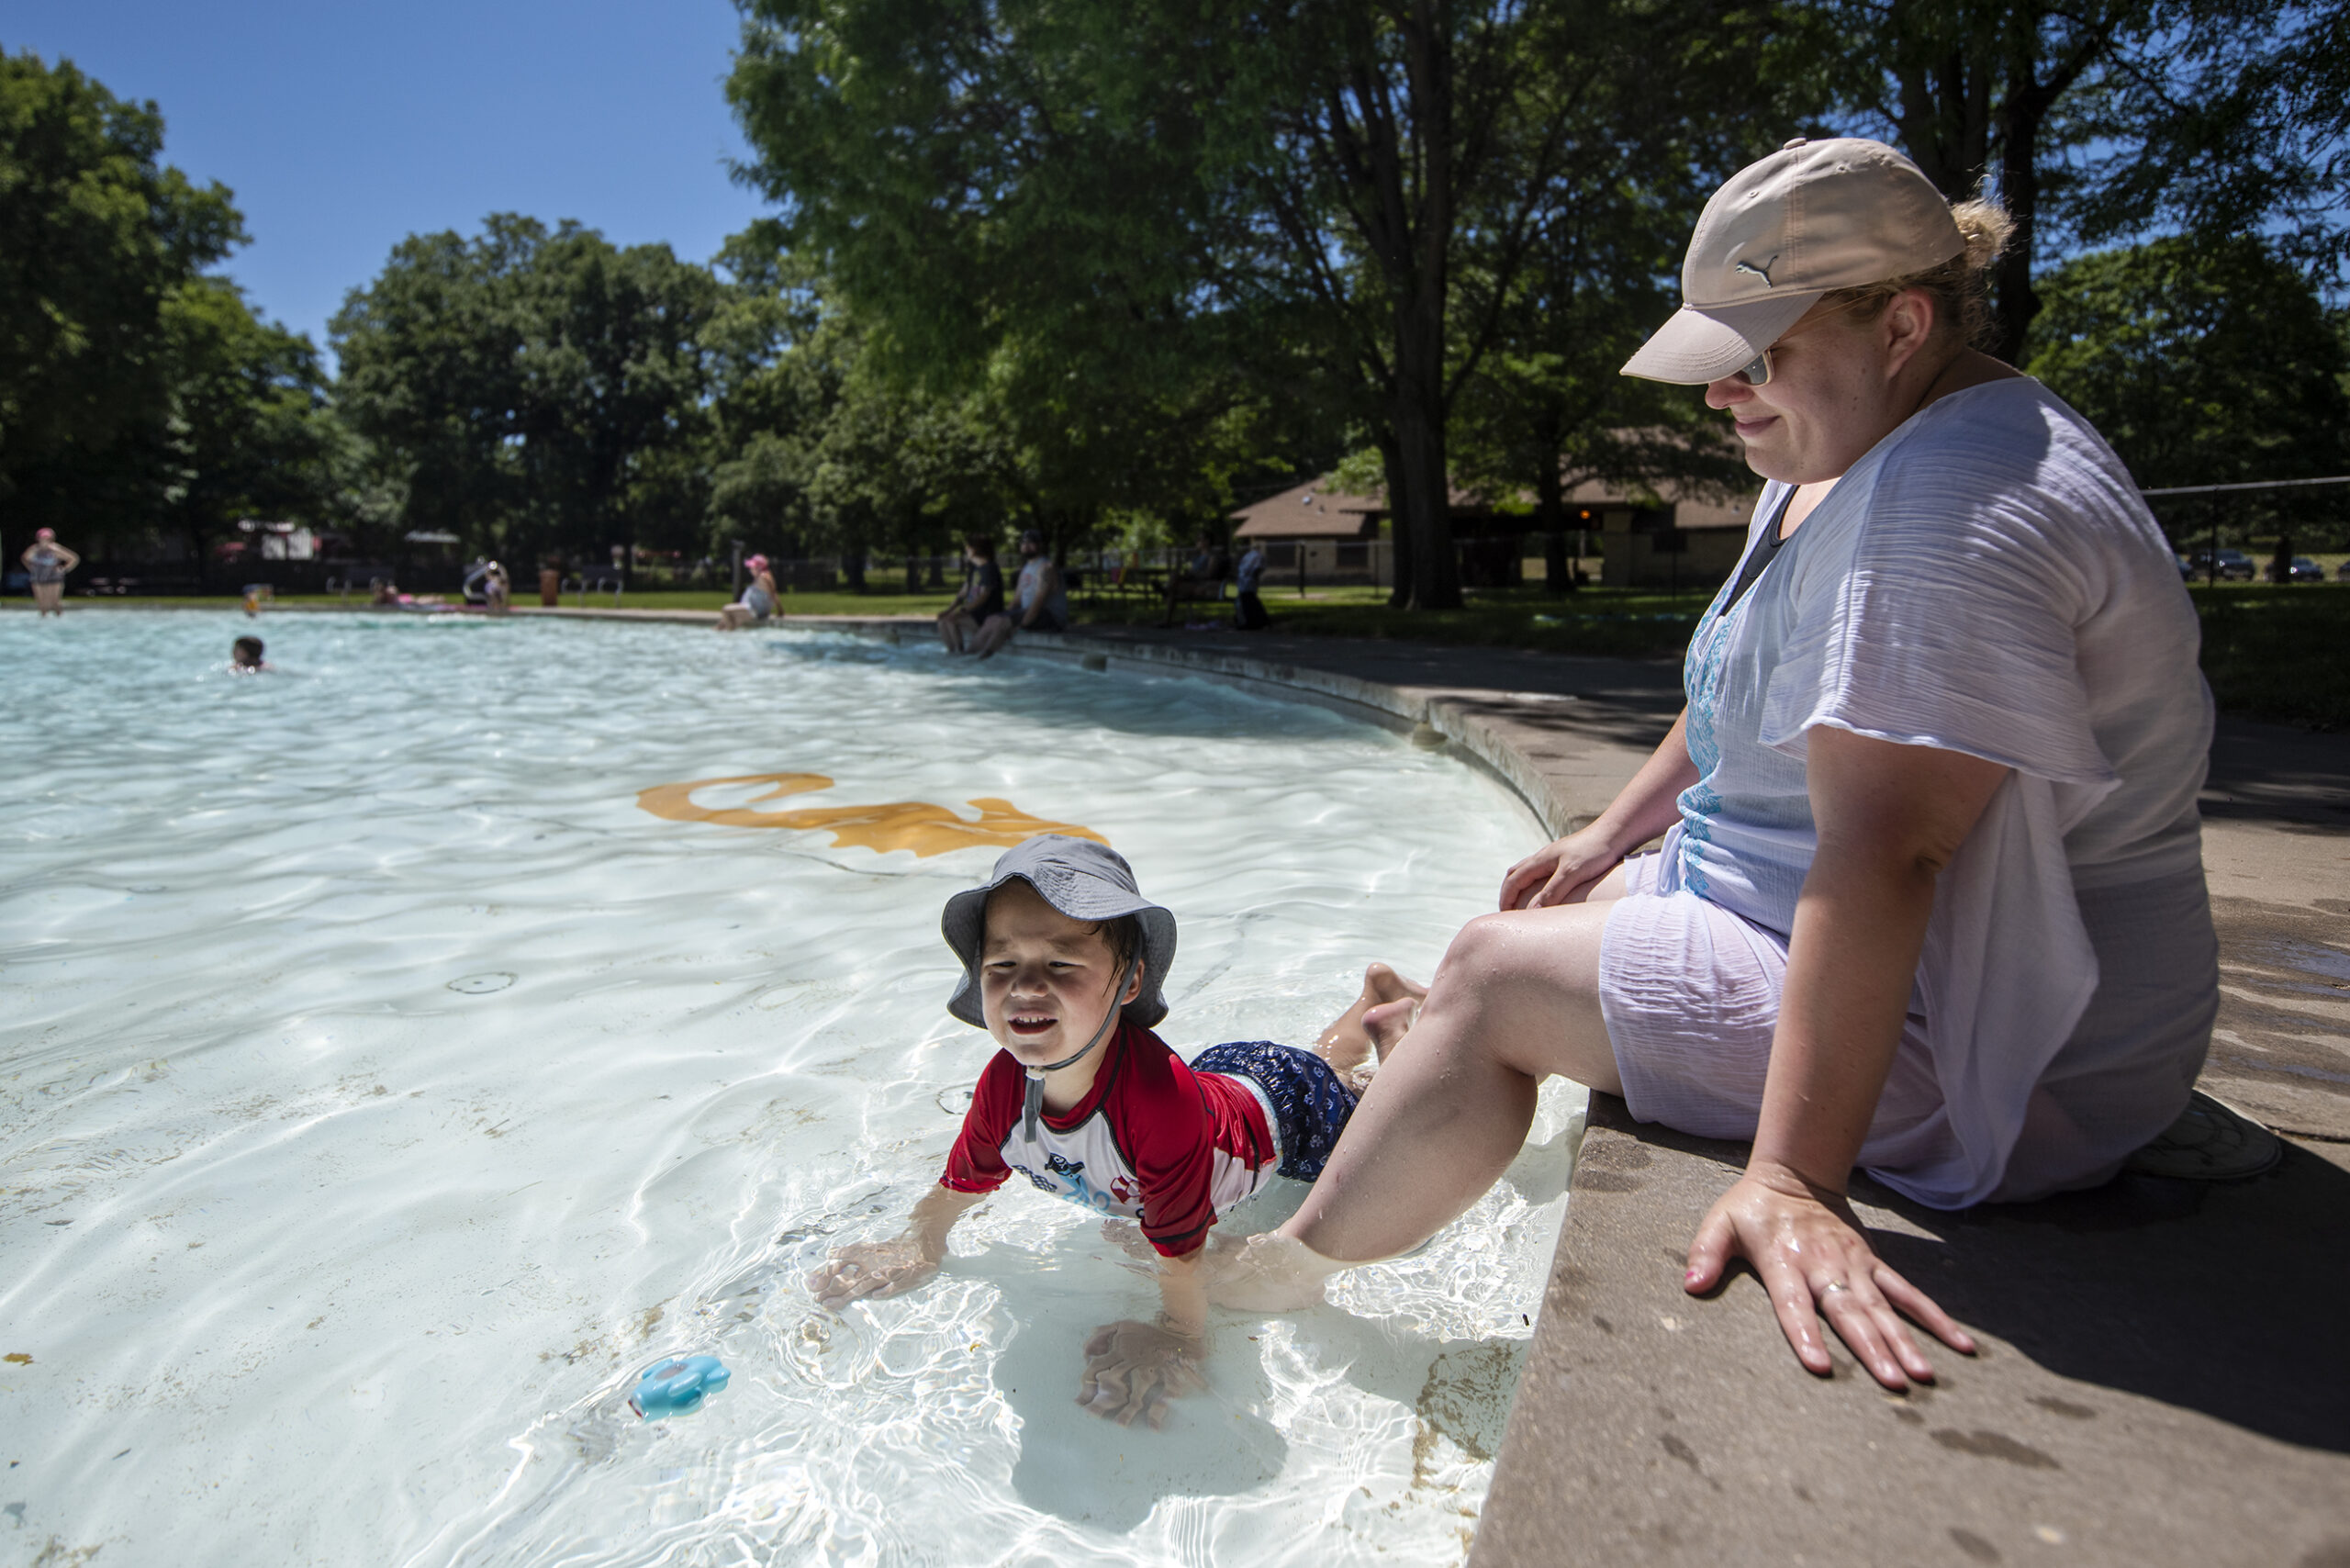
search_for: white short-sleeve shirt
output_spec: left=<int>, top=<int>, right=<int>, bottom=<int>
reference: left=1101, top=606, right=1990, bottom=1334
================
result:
left=1632, top=376, right=2216, bottom=1206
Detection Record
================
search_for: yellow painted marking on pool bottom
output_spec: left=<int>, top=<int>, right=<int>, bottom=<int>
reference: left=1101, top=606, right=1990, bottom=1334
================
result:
left=635, top=772, right=1106, bottom=857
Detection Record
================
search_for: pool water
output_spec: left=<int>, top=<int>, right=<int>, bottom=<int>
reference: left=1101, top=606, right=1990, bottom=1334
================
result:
left=0, top=610, right=1584, bottom=1567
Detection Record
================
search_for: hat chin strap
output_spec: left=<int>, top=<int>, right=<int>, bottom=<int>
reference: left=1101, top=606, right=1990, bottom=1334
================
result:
left=1022, top=957, right=1136, bottom=1144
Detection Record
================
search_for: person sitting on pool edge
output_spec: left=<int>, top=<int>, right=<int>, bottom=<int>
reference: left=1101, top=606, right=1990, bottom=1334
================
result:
left=805, top=834, right=1412, bottom=1428
left=230, top=635, right=270, bottom=672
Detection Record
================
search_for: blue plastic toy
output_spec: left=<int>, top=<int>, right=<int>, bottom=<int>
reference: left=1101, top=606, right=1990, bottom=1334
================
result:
left=628, top=1355, right=731, bottom=1420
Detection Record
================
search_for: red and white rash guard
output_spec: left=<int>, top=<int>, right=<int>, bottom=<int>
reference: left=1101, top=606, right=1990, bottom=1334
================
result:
left=940, top=1022, right=1276, bottom=1257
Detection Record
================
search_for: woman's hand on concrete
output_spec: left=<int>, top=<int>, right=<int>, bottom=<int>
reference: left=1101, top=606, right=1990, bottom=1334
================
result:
left=1076, top=1318, right=1205, bottom=1428
left=1684, top=1162, right=1975, bottom=1392
left=805, top=1236, right=939, bottom=1310
left=1499, top=826, right=1624, bottom=911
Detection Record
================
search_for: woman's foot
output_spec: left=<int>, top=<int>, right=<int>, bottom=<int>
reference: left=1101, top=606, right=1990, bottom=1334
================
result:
left=1204, top=1230, right=1350, bottom=1311
left=1315, top=963, right=1427, bottom=1078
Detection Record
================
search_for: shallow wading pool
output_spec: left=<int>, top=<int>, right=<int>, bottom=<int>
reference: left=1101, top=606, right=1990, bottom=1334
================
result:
left=0, top=610, right=1584, bottom=1567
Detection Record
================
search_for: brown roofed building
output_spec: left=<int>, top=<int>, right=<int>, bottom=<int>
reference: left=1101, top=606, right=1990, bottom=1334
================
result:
left=1229, top=476, right=1390, bottom=585
left=1563, top=475, right=1761, bottom=588
left=1228, top=466, right=1761, bottom=591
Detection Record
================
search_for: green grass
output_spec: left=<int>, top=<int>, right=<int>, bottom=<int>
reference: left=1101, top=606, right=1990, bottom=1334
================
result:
left=2188, top=583, right=2350, bottom=731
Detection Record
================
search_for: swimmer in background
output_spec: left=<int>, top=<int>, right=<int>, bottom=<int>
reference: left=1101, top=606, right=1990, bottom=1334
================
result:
left=231, top=635, right=271, bottom=672
left=22, top=528, right=80, bottom=616
left=806, top=836, right=1423, bottom=1428
left=483, top=561, right=511, bottom=615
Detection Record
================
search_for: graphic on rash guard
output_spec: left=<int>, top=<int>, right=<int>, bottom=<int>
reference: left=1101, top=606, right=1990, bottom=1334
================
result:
left=940, top=1022, right=1276, bottom=1256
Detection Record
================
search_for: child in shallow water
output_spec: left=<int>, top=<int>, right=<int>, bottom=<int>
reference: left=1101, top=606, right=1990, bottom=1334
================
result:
left=230, top=636, right=270, bottom=672
left=805, top=834, right=1419, bottom=1428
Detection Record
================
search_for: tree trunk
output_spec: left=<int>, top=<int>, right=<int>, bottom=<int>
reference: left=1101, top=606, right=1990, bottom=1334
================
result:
left=1533, top=445, right=1573, bottom=596
left=1389, top=282, right=1460, bottom=609
left=1990, top=73, right=2044, bottom=363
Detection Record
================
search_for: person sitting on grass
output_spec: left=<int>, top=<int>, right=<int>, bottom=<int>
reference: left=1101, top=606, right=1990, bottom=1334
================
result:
left=805, top=835, right=1413, bottom=1429
left=1161, top=532, right=1229, bottom=624
left=230, top=636, right=270, bottom=672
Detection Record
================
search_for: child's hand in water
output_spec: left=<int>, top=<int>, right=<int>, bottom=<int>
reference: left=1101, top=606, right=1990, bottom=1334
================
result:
left=1076, top=1319, right=1205, bottom=1428
left=805, top=1237, right=938, bottom=1310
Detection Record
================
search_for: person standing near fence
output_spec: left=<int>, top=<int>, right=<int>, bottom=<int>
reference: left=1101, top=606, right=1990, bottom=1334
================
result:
left=20, top=529, right=79, bottom=616
left=1233, top=541, right=1269, bottom=631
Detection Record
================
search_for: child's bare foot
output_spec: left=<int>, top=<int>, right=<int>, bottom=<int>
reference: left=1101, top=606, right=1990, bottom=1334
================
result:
left=1315, top=962, right=1428, bottom=1078
left=1361, top=996, right=1418, bottom=1058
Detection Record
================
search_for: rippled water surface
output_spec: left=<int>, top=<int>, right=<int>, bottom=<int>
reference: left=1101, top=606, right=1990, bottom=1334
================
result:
left=0, top=610, right=1583, bottom=1567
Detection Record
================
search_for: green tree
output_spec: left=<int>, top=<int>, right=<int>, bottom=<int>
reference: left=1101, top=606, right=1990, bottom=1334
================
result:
left=156, top=276, right=339, bottom=556
left=0, top=49, right=241, bottom=541
left=331, top=217, right=722, bottom=576
left=1804, top=0, right=2344, bottom=359
left=2026, top=235, right=2350, bottom=545
left=1448, top=147, right=1751, bottom=592
left=730, top=0, right=1773, bottom=609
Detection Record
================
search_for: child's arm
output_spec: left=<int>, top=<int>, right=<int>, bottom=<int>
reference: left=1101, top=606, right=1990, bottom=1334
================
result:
left=805, top=1185, right=987, bottom=1310
left=1156, top=1243, right=1208, bottom=1340
left=1077, top=1243, right=1209, bottom=1428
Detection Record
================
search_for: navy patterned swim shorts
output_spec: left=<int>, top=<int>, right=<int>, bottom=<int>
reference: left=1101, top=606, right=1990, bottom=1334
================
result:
left=1190, top=1041, right=1360, bottom=1182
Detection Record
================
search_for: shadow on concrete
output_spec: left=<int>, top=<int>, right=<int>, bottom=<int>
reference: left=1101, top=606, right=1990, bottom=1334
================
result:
left=2201, top=716, right=2350, bottom=828
left=1594, top=1096, right=2350, bottom=1456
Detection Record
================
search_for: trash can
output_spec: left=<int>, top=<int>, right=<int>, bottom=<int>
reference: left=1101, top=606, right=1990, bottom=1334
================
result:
left=539, top=567, right=561, bottom=607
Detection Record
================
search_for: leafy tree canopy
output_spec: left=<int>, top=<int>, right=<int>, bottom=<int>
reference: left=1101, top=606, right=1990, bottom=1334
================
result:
left=0, top=48, right=244, bottom=532
left=728, top=0, right=1794, bottom=608
left=2027, top=234, right=2350, bottom=542
left=331, top=216, right=725, bottom=572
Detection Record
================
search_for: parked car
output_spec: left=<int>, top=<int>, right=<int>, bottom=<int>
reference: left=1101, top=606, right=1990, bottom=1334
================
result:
left=2184, top=547, right=2256, bottom=581
left=2338, top=558, right=2350, bottom=582
left=2283, top=555, right=2324, bottom=583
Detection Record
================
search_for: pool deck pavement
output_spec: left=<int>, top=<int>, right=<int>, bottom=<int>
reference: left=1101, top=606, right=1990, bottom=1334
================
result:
left=55, top=599, right=2350, bottom=1562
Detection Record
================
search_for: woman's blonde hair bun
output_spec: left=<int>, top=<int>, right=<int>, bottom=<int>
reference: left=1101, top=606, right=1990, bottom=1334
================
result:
left=1822, top=195, right=2012, bottom=350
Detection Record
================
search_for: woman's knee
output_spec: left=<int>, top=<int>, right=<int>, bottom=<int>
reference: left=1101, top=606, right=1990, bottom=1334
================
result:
left=1425, top=906, right=1615, bottom=1080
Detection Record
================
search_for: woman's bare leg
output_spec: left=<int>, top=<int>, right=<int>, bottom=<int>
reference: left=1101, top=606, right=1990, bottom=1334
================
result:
left=1214, top=863, right=1639, bottom=1307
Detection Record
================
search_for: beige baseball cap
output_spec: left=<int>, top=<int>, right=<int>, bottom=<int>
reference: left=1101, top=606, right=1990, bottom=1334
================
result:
left=1621, top=137, right=1965, bottom=385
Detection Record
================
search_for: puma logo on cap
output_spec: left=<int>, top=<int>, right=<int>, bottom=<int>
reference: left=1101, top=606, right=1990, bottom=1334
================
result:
left=1732, top=254, right=1781, bottom=286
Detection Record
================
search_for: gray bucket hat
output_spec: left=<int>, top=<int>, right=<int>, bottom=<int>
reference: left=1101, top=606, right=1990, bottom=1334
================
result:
left=941, top=835, right=1176, bottom=1029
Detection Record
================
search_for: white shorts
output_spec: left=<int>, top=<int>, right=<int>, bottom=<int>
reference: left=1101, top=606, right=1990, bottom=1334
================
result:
left=1596, top=836, right=1961, bottom=1178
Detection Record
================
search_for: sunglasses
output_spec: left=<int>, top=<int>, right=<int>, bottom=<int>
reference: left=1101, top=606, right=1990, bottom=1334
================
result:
left=1731, top=349, right=1774, bottom=386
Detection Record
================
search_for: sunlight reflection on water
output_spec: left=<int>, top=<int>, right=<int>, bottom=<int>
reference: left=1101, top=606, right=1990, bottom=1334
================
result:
left=0, top=611, right=1583, bottom=1567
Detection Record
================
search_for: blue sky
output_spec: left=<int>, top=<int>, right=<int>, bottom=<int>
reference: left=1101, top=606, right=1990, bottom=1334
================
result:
left=4, top=0, right=771, bottom=354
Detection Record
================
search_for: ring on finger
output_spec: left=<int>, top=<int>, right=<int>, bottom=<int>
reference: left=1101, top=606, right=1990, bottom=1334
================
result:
left=1821, top=1280, right=1850, bottom=1294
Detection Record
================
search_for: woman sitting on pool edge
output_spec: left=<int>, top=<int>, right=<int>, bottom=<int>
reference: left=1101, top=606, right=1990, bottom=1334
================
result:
left=718, top=554, right=780, bottom=631
left=1212, top=139, right=2223, bottom=1394
left=805, top=834, right=1419, bottom=1428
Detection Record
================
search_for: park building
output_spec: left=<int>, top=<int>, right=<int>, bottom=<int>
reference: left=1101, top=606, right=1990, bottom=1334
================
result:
left=1229, top=470, right=1760, bottom=590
